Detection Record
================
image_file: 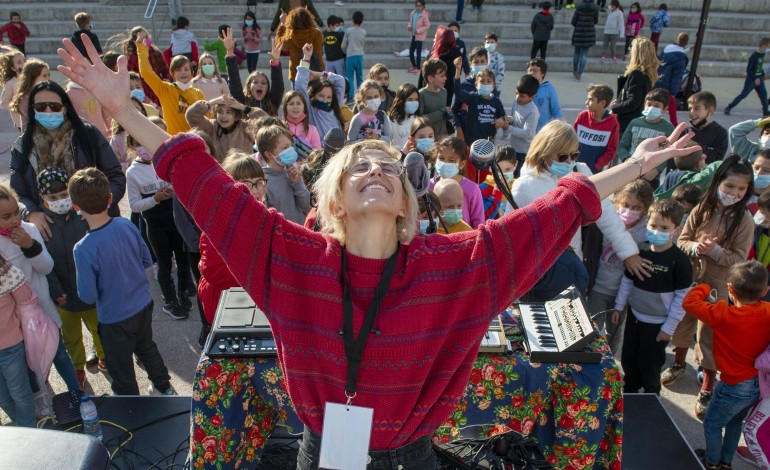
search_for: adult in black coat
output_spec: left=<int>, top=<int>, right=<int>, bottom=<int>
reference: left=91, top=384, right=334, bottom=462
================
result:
left=570, top=0, right=599, bottom=80
left=10, top=81, right=125, bottom=240
left=611, top=37, right=659, bottom=135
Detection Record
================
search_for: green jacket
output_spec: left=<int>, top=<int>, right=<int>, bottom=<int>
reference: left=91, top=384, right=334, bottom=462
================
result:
left=203, top=38, right=227, bottom=72
left=654, top=161, right=722, bottom=200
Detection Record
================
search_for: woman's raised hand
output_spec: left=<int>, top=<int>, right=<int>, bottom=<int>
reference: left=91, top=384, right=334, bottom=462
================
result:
left=57, top=33, right=130, bottom=118
left=628, top=122, right=700, bottom=176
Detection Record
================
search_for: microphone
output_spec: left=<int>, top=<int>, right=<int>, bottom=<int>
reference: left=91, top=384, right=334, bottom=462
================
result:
left=323, top=128, right=345, bottom=159
left=469, top=139, right=497, bottom=171
left=404, top=151, right=430, bottom=198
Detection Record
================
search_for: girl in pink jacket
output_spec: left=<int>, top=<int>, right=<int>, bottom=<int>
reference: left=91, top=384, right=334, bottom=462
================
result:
left=407, top=1, right=430, bottom=73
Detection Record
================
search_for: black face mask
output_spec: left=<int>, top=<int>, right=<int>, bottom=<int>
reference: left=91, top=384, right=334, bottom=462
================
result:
left=689, top=117, right=707, bottom=129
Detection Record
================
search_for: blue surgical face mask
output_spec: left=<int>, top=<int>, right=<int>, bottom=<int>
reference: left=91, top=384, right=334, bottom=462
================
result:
left=416, top=137, right=434, bottom=153
left=404, top=101, right=419, bottom=115
left=35, top=112, right=65, bottom=130
left=276, top=146, right=299, bottom=166
left=336, top=26, right=344, bottom=33
left=436, top=160, right=460, bottom=179
left=245, top=20, right=254, bottom=26
left=470, top=65, right=487, bottom=75
left=443, top=208, right=463, bottom=226
left=641, top=106, right=662, bottom=120
left=484, top=43, right=496, bottom=53
left=313, top=99, right=332, bottom=111
left=202, top=64, right=216, bottom=77
left=419, top=219, right=436, bottom=234
left=756, top=173, right=770, bottom=190
left=130, top=88, right=145, bottom=102
left=646, top=228, right=671, bottom=246
left=477, top=84, right=494, bottom=97
left=548, top=161, right=575, bottom=178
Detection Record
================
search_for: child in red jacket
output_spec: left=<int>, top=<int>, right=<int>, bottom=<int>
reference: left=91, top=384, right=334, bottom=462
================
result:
left=198, top=152, right=267, bottom=324
left=0, top=12, right=30, bottom=56
left=684, top=260, right=770, bottom=469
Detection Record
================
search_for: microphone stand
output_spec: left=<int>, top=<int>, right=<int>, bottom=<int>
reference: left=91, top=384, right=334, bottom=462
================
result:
left=490, top=160, right=518, bottom=211
left=423, top=194, right=449, bottom=234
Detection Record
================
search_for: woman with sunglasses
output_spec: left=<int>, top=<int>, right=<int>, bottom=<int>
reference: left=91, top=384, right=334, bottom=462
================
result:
left=57, top=34, right=700, bottom=470
left=512, top=120, right=653, bottom=283
left=10, top=80, right=125, bottom=241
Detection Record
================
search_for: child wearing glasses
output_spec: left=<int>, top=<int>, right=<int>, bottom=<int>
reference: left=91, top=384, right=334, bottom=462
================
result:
left=126, top=116, right=194, bottom=321
left=618, top=88, right=674, bottom=187
left=198, top=152, right=266, bottom=323
left=255, top=125, right=312, bottom=226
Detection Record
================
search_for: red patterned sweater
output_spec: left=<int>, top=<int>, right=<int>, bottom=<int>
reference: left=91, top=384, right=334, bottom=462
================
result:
left=153, top=133, right=602, bottom=449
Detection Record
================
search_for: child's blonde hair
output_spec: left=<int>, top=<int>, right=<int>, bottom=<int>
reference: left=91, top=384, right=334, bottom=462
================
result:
left=367, top=63, right=389, bottom=81
left=0, top=184, right=19, bottom=203
left=222, top=150, right=265, bottom=181
left=195, top=53, right=222, bottom=79
left=612, top=179, right=653, bottom=212
left=10, top=59, right=48, bottom=113
left=355, top=80, right=384, bottom=109
left=169, top=55, right=191, bottom=76
left=0, top=49, right=22, bottom=86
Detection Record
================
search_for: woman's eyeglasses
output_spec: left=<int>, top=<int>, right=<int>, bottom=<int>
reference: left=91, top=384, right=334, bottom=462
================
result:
left=241, top=179, right=267, bottom=190
left=33, top=102, right=64, bottom=113
left=557, top=151, right=580, bottom=163
left=347, top=158, right=404, bottom=177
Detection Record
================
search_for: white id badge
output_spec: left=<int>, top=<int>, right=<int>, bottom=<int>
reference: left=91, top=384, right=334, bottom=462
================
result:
left=318, top=401, right=374, bottom=470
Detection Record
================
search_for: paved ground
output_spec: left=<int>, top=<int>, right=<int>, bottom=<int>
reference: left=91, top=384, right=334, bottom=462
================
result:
left=0, top=65, right=766, bottom=468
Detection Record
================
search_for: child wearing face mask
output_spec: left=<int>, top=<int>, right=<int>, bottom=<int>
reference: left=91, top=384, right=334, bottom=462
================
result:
left=126, top=117, right=193, bottom=321
left=257, top=125, right=312, bottom=225
left=618, top=88, right=674, bottom=187
left=429, top=136, right=485, bottom=229
left=388, top=83, right=420, bottom=150
left=434, top=178, right=472, bottom=234
left=191, top=53, right=228, bottom=100
left=198, top=152, right=267, bottom=323
left=366, top=64, right=396, bottom=113
left=479, top=144, right=517, bottom=220
left=347, top=80, right=392, bottom=144
left=675, top=156, right=756, bottom=419
left=589, top=179, right=653, bottom=353
left=612, top=199, right=692, bottom=395
left=36, top=166, right=104, bottom=389
left=451, top=58, right=507, bottom=149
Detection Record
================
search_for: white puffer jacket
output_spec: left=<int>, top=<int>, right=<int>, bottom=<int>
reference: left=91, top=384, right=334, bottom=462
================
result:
left=511, top=162, right=639, bottom=261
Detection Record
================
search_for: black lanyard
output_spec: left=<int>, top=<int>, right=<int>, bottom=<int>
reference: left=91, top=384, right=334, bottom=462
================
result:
left=341, top=245, right=399, bottom=398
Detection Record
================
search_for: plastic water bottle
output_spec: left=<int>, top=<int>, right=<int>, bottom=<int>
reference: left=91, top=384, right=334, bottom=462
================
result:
left=80, top=395, right=103, bottom=441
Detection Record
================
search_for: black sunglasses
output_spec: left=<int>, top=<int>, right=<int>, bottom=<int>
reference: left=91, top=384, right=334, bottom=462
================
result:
left=33, top=102, right=64, bottom=113
left=557, top=151, right=580, bottom=163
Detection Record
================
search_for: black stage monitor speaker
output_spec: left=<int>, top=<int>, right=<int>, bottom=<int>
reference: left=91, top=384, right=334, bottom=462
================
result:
left=0, top=426, right=109, bottom=469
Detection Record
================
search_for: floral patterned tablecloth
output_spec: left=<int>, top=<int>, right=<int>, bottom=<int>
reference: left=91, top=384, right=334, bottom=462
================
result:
left=190, top=309, right=623, bottom=469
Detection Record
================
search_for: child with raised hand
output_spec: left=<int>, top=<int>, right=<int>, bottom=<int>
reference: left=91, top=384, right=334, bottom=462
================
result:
left=136, top=36, right=205, bottom=135
left=223, top=27, right=284, bottom=116
left=0, top=255, right=43, bottom=427
left=347, top=80, right=392, bottom=143
left=683, top=261, right=770, bottom=470
left=434, top=178, right=473, bottom=234
left=71, top=168, right=176, bottom=396
left=452, top=56, right=507, bottom=148
left=430, top=136, right=485, bottom=228
left=186, top=94, right=260, bottom=159
left=37, top=167, right=105, bottom=389
left=0, top=48, right=25, bottom=129
left=9, top=59, right=49, bottom=130
left=675, top=156, right=756, bottom=419
left=612, top=199, right=692, bottom=395
left=729, top=117, right=770, bottom=162
left=256, top=125, right=312, bottom=225
left=191, top=53, right=228, bottom=100
left=241, top=11, right=263, bottom=73
left=126, top=116, right=193, bottom=320
left=388, top=83, right=419, bottom=150
left=294, top=43, right=347, bottom=139
left=479, top=144, right=518, bottom=220
left=401, top=115, right=435, bottom=159
left=282, top=90, right=321, bottom=153
left=203, top=25, right=230, bottom=79
left=590, top=179, right=653, bottom=353
left=198, top=152, right=267, bottom=323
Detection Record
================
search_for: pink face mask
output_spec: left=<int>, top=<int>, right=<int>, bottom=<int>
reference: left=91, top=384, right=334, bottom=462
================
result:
left=617, top=207, right=641, bottom=225
left=0, top=220, right=22, bottom=238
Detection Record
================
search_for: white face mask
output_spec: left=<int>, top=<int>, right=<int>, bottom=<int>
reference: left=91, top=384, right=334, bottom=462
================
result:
left=175, top=81, right=193, bottom=91
left=365, top=98, right=382, bottom=111
left=717, top=189, right=741, bottom=207
left=761, top=135, right=770, bottom=149
left=755, top=211, right=769, bottom=227
left=46, top=197, right=73, bottom=215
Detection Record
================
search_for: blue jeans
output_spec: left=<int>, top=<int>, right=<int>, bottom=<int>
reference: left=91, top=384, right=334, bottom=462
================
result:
left=456, top=0, right=464, bottom=21
left=0, top=342, right=35, bottom=427
left=346, top=55, right=364, bottom=100
left=573, top=47, right=589, bottom=74
left=703, top=377, right=760, bottom=465
left=29, top=333, right=80, bottom=393
left=409, top=37, right=423, bottom=68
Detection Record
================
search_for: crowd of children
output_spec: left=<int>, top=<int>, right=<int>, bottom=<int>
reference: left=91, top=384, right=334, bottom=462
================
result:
left=3, top=4, right=770, bottom=468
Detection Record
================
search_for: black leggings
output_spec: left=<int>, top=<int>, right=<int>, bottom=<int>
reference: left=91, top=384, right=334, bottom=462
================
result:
left=145, top=218, right=193, bottom=304
left=409, top=37, right=423, bottom=68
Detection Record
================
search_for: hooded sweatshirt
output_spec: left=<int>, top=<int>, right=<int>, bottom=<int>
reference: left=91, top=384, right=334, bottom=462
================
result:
left=531, top=10, right=555, bottom=42
left=656, top=44, right=689, bottom=95
left=533, top=80, right=562, bottom=131
left=170, top=28, right=197, bottom=55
